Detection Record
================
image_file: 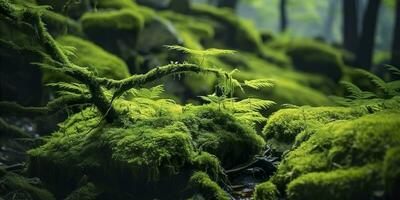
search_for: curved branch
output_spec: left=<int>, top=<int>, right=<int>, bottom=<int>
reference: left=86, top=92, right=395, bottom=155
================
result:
left=0, top=95, right=91, bottom=117
left=97, top=63, right=226, bottom=97
left=0, top=118, right=31, bottom=138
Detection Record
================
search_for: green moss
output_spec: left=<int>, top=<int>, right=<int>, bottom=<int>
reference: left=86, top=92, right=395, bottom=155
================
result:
left=96, top=0, right=155, bottom=22
left=43, top=35, right=130, bottom=82
left=0, top=168, right=55, bottom=200
left=188, top=171, right=230, bottom=200
left=383, top=147, right=400, bottom=199
left=286, top=165, right=382, bottom=200
left=81, top=9, right=144, bottom=31
left=192, top=152, right=222, bottom=181
left=263, top=106, right=367, bottom=153
left=182, top=105, right=266, bottom=168
left=27, top=100, right=262, bottom=198
left=64, top=183, right=99, bottom=200
left=254, top=181, right=279, bottom=200
left=80, top=9, right=144, bottom=54
left=42, top=10, right=82, bottom=35
left=271, top=111, right=400, bottom=193
left=191, top=3, right=262, bottom=53
left=285, top=40, right=344, bottom=81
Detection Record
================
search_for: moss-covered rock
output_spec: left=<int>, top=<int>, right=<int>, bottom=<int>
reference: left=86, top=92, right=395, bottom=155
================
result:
left=271, top=111, right=400, bottom=197
left=43, top=35, right=130, bottom=83
left=263, top=106, right=368, bottom=153
left=80, top=9, right=144, bottom=56
left=383, top=147, right=400, bottom=200
left=286, top=164, right=382, bottom=200
left=183, top=105, right=265, bottom=168
left=190, top=4, right=262, bottom=54
left=0, top=168, right=55, bottom=200
left=253, top=181, right=279, bottom=200
left=188, top=171, right=230, bottom=200
left=285, top=40, right=344, bottom=81
left=64, top=183, right=99, bottom=200
left=27, top=100, right=263, bottom=198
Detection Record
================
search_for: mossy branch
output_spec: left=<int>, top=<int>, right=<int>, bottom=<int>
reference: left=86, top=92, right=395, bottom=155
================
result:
left=97, top=63, right=226, bottom=97
left=0, top=1, right=231, bottom=124
left=0, top=95, right=91, bottom=117
left=0, top=118, right=31, bottom=138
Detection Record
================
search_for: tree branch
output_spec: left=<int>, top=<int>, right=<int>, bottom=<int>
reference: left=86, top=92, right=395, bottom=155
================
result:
left=0, top=95, right=91, bottom=117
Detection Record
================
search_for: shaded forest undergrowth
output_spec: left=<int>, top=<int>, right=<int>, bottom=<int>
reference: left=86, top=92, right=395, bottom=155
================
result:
left=0, top=0, right=400, bottom=200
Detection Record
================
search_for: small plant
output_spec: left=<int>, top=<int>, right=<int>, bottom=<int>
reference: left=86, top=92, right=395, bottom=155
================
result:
left=330, top=65, right=400, bottom=108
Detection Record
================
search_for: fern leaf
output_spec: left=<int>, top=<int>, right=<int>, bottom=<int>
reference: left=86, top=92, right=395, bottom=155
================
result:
left=340, top=81, right=364, bottom=99
left=233, top=98, right=275, bottom=112
left=329, top=96, right=352, bottom=106
left=385, top=64, right=400, bottom=76
left=125, top=85, right=165, bottom=100
left=281, top=104, right=300, bottom=109
left=165, top=45, right=236, bottom=56
left=244, top=79, right=274, bottom=90
left=356, top=69, right=388, bottom=93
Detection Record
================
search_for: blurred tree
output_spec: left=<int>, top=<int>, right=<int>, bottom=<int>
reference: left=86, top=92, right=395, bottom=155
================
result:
left=343, top=0, right=359, bottom=57
left=324, top=0, right=338, bottom=42
left=217, top=0, right=239, bottom=9
left=356, top=0, right=382, bottom=69
left=170, top=0, right=191, bottom=12
left=391, top=0, right=400, bottom=66
left=280, top=0, right=288, bottom=32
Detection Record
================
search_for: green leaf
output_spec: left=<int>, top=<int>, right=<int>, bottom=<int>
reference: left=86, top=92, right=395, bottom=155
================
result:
left=244, top=79, right=274, bottom=89
left=165, top=45, right=236, bottom=56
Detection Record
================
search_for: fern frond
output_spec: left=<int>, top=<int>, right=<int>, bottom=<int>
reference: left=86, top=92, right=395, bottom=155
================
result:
left=339, top=81, right=376, bottom=99
left=329, top=96, right=352, bottom=106
left=356, top=69, right=388, bottom=93
left=340, top=81, right=363, bottom=98
left=385, top=65, right=400, bottom=76
left=244, top=79, right=274, bottom=90
left=46, top=82, right=88, bottom=95
left=199, top=94, right=235, bottom=105
left=387, top=80, right=400, bottom=95
left=124, top=85, right=165, bottom=100
left=232, top=98, right=275, bottom=112
left=165, top=45, right=236, bottom=56
left=234, top=112, right=266, bottom=125
left=60, top=45, right=77, bottom=57
left=281, top=104, right=300, bottom=109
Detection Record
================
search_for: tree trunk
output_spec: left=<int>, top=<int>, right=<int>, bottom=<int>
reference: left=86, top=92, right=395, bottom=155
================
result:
left=280, top=0, right=288, bottom=32
left=324, top=0, right=338, bottom=42
left=343, top=0, right=359, bottom=56
left=391, top=0, right=400, bottom=67
left=217, top=0, right=238, bottom=10
left=356, top=0, right=381, bottom=69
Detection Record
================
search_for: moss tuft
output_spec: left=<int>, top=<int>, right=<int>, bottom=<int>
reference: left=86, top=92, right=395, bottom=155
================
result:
left=286, top=165, right=382, bottom=200
left=44, top=35, right=130, bottom=83
left=263, top=106, right=368, bottom=153
left=80, top=9, right=144, bottom=55
left=254, top=181, right=279, bottom=200
left=188, top=171, right=230, bottom=200
left=191, top=4, right=262, bottom=53
left=0, top=168, right=55, bottom=200
left=285, top=40, right=344, bottom=81
left=271, top=111, right=400, bottom=194
left=183, top=105, right=266, bottom=168
left=383, top=147, right=400, bottom=199
left=64, top=183, right=99, bottom=200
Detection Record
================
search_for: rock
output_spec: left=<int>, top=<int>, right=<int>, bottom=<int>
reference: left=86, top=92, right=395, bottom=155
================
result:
left=136, top=16, right=182, bottom=53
